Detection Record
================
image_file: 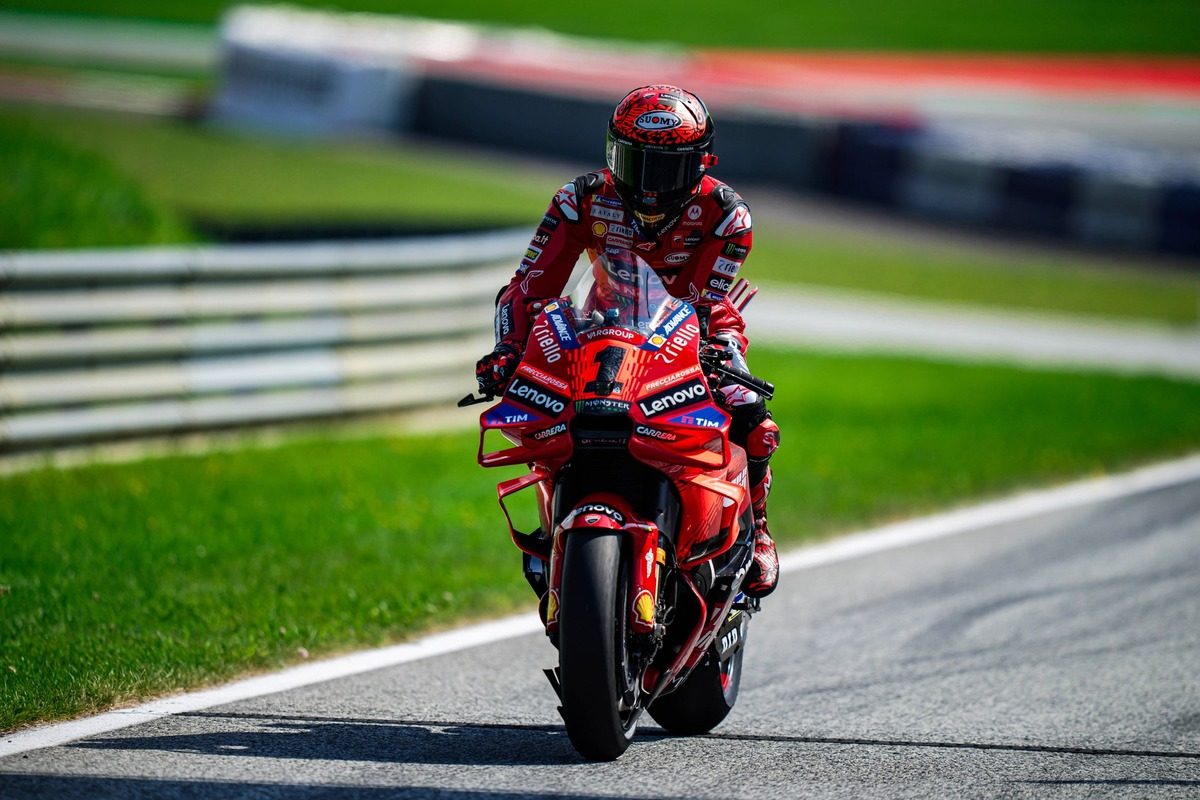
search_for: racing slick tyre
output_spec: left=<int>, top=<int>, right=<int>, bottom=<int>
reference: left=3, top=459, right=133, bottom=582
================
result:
left=559, top=531, right=640, bottom=760
left=647, top=618, right=746, bottom=735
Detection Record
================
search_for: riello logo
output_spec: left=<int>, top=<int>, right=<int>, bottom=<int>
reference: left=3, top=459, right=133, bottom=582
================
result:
left=635, top=111, right=681, bottom=130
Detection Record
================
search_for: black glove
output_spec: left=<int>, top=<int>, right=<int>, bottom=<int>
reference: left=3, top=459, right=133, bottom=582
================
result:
left=475, top=343, right=522, bottom=396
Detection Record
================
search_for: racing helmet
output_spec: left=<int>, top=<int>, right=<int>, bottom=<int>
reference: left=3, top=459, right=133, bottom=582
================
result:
left=606, top=85, right=717, bottom=232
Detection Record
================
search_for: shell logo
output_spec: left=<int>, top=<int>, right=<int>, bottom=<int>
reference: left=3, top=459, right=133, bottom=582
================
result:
left=592, top=221, right=608, bottom=237
left=633, top=590, right=655, bottom=625
left=546, top=589, right=560, bottom=624
left=649, top=334, right=666, bottom=347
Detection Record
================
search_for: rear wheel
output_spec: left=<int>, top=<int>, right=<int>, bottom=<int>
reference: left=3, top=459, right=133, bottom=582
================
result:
left=559, top=531, right=640, bottom=760
left=648, top=613, right=746, bottom=734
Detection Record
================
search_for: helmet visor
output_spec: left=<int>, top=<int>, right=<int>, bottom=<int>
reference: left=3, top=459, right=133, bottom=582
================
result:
left=607, top=135, right=704, bottom=196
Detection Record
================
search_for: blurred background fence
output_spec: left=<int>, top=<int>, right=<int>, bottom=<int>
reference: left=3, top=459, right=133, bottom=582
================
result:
left=0, top=230, right=526, bottom=451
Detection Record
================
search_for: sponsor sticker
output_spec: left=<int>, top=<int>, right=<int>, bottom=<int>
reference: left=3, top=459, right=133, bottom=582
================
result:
left=575, top=503, right=625, bottom=523
left=594, top=195, right=623, bottom=209
left=664, top=251, right=691, bottom=265
left=668, top=405, right=727, bottom=429
left=506, top=377, right=568, bottom=416
left=643, top=366, right=701, bottom=391
left=531, top=318, right=562, bottom=363
left=687, top=204, right=702, bottom=221
left=702, top=289, right=726, bottom=301
left=524, top=245, right=542, bottom=263
left=531, top=422, right=568, bottom=441
left=723, top=242, right=749, bottom=259
left=714, top=204, right=752, bottom=238
left=575, top=398, right=632, bottom=415
left=484, top=401, right=534, bottom=426
left=712, top=256, right=741, bottom=277
left=685, top=232, right=703, bottom=247
left=635, top=424, right=679, bottom=442
left=653, top=321, right=701, bottom=363
left=607, top=223, right=634, bottom=239
left=637, top=378, right=709, bottom=418
left=708, top=275, right=733, bottom=293
left=554, top=183, right=580, bottom=222
left=517, top=364, right=569, bottom=391
left=532, top=230, right=550, bottom=246
left=635, top=111, right=682, bottom=130
left=542, top=214, right=560, bottom=230
left=591, top=205, right=623, bottom=222
left=591, top=221, right=608, bottom=237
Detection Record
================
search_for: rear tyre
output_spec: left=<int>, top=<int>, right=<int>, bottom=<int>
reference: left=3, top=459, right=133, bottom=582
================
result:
left=648, top=620, right=745, bottom=735
left=559, top=531, right=639, bottom=760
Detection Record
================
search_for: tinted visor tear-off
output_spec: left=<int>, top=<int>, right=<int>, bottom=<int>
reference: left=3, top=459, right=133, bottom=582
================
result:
left=607, top=136, right=704, bottom=196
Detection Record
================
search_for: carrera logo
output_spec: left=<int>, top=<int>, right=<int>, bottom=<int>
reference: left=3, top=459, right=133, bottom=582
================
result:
left=635, top=424, right=678, bottom=442
left=638, top=378, right=708, bottom=417
left=635, top=111, right=681, bottom=130
left=531, top=422, right=568, bottom=441
left=664, top=252, right=691, bottom=264
left=575, top=503, right=624, bottom=523
left=507, top=377, right=568, bottom=416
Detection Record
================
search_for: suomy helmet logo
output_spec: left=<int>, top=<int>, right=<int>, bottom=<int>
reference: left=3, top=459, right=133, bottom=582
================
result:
left=635, top=111, right=682, bottom=131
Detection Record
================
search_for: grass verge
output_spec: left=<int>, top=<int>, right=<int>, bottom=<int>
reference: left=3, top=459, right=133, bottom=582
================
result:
left=0, top=112, right=188, bottom=248
left=3, top=1, right=1198, bottom=53
left=3, top=349, right=1200, bottom=732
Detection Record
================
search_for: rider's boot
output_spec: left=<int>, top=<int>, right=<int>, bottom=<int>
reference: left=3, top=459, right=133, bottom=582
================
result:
left=743, top=417, right=780, bottom=598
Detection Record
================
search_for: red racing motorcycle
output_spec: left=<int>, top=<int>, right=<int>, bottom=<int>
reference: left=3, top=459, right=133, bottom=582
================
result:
left=460, top=251, right=773, bottom=760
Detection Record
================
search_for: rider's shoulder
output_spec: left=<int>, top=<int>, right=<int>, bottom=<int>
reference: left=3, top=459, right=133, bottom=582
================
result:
left=703, top=178, right=752, bottom=239
left=550, top=170, right=610, bottom=223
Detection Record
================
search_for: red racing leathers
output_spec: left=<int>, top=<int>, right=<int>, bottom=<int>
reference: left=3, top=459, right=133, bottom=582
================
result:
left=494, top=169, right=753, bottom=354
left=491, top=168, right=780, bottom=597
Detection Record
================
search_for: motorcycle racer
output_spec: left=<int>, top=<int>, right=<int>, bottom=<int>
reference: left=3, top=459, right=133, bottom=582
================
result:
left=476, top=84, right=779, bottom=597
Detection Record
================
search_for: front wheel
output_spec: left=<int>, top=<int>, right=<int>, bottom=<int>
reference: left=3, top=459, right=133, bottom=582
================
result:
left=558, top=531, right=640, bottom=760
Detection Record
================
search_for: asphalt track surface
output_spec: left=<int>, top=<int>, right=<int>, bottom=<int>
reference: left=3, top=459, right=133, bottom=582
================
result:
left=4, top=474, right=1199, bottom=798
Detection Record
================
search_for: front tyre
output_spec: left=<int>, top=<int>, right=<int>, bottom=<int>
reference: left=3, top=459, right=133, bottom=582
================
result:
left=559, top=531, right=639, bottom=760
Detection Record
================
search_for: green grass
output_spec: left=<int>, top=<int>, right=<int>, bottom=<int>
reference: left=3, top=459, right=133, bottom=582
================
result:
left=4, top=1, right=1198, bottom=53
left=4, top=349, right=1200, bottom=731
left=0, top=104, right=551, bottom=235
left=749, top=224, right=1200, bottom=326
left=0, top=112, right=188, bottom=248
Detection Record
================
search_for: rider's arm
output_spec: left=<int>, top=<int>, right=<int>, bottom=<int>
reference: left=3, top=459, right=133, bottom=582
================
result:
left=692, top=196, right=754, bottom=353
left=493, top=176, right=596, bottom=349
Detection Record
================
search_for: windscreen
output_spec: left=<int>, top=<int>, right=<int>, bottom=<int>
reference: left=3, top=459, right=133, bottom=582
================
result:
left=566, top=250, right=681, bottom=335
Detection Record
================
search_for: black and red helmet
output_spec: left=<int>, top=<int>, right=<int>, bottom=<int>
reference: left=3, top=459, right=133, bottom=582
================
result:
left=606, top=85, right=717, bottom=229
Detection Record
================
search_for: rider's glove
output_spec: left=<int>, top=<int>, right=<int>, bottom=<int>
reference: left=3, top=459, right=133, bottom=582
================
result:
left=475, top=342, right=522, bottom=396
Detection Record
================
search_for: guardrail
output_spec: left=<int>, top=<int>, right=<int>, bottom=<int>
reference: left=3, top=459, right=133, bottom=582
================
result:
left=0, top=230, right=528, bottom=452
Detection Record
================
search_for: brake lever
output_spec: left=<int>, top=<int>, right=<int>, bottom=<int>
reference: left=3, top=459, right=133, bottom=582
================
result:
left=457, top=392, right=496, bottom=408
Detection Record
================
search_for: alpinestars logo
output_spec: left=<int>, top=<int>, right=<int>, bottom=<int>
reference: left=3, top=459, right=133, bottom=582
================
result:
left=714, top=204, right=752, bottom=238
left=638, top=378, right=708, bottom=417
left=507, top=377, right=568, bottom=416
left=554, top=183, right=580, bottom=222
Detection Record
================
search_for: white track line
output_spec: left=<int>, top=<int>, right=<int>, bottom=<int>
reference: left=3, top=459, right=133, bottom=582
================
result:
left=5, top=452, right=1200, bottom=757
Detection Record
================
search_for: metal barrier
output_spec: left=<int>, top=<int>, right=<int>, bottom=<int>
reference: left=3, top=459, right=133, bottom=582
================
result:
left=0, top=229, right=528, bottom=451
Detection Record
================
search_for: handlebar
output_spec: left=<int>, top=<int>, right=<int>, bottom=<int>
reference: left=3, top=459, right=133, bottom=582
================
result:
left=706, top=360, right=775, bottom=400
